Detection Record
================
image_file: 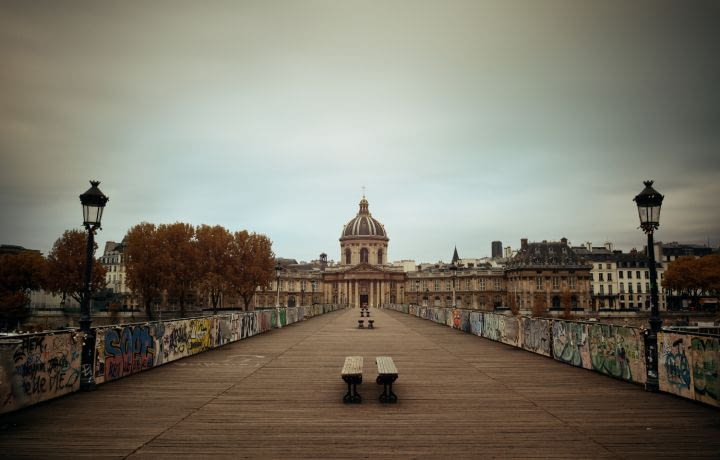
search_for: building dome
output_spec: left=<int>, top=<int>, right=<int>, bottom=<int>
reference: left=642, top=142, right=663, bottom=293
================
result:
left=340, top=197, right=388, bottom=239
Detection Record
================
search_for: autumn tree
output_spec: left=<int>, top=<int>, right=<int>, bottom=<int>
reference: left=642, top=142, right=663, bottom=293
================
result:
left=196, top=224, right=233, bottom=313
left=124, top=222, right=165, bottom=319
left=0, top=251, right=46, bottom=329
left=45, top=229, right=107, bottom=306
left=560, top=285, right=574, bottom=319
left=532, top=291, right=548, bottom=317
left=664, top=255, right=720, bottom=307
left=228, top=231, right=275, bottom=310
left=157, top=222, right=199, bottom=316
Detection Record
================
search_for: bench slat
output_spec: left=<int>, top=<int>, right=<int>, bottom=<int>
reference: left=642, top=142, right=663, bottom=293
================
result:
left=342, top=356, right=363, bottom=376
left=376, top=356, right=398, bottom=375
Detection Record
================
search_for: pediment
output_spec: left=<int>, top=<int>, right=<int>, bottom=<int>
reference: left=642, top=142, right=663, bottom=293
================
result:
left=344, top=263, right=387, bottom=274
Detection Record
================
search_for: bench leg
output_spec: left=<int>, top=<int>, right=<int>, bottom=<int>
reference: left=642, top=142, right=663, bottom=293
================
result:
left=376, top=375, right=398, bottom=403
left=342, top=375, right=362, bottom=403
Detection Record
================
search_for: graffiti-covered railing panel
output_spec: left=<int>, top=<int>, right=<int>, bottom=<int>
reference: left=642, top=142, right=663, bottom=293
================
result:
left=1, top=305, right=344, bottom=414
left=387, top=304, right=676, bottom=398
left=659, top=332, right=718, bottom=407
left=0, top=331, right=83, bottom=413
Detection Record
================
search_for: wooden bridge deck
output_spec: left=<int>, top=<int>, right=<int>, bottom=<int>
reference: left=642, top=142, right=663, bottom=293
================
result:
left=1, top=308, right=718, bottom=458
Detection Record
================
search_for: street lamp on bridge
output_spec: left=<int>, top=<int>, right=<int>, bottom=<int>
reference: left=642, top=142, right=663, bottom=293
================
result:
left=79, top=180, right=108, bottom=390
left=312, top=279, right=317, bottom=305
left=634, top=180, right=664, bottom=392
left=301, top=282, right=305, bottom=307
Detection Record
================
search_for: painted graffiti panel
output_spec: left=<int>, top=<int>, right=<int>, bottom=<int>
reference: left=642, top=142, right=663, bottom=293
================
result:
left=588, top=324, right=646, bottom=383
left=483, top=313, right=502, bottom=341
left=499, top=316, right=519, bottom=346
left=659, top=333, right=694, bottom=398
left=552, top=321, right=589, bottom=368
left=469, top=312, right=483, bottom=336
left=1, top=332, right=82, bottom=414
left=520, top=317, right=551, bottom=357
left=690, top=336, right=719, bottom=407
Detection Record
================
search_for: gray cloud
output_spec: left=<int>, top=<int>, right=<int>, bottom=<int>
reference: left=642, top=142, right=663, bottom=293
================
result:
left=1, top=0, right=718, bottom=262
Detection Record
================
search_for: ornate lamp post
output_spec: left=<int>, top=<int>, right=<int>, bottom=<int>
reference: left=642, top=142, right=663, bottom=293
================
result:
left=301, top=281, right=305, bottom=307
left=311, top=279, right=317, bottom=305
left=634, top=180, right=664, bottom=392
left=400, top=285, right=404, bottom=305
left=450, top=263, right=458, bottom=308
left=275, top=263, right=282, bottom=307
left=415, top=279, right=420, bottom=306
left=78, top=180, right=108, bottom=390
left=425, top=288, right=429, bottom=307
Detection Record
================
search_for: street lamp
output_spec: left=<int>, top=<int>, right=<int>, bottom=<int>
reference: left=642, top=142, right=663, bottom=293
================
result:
left=275, top=263, right=282, bottom=307
left=450, top=263, right=458, bottom=309
left=312, top=279, right=318, bottom=305
left=400, top=285, right=404, bottom=305
left=78, top=180, right=108, bottom=390
left=301, top=282, right=305, bottom=307
left=425, top=288, right=429, bottom=307
left=415, top=279, right=420, bottom=306
left=634, top=180, right=664, bottom=392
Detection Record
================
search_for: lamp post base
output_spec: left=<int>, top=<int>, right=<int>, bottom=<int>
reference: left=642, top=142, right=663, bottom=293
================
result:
left=644, top=329, right=660, bottom=392
left=79, top=326, right=97, bottom=391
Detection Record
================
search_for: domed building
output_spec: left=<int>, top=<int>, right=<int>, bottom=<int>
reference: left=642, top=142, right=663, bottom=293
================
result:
left=322, top=196, right=405, bottom=307
left=340, top=196, right=388, bottom=265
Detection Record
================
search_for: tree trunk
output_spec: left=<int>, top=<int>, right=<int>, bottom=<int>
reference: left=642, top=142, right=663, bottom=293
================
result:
left=144, top=298, right=154, bottom=320
left=242, top=293, right=254, bottom=311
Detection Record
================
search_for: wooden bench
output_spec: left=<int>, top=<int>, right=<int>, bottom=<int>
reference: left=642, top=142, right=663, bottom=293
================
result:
left=358, top=320, right=364, bottom=328
left=376, top=356, right=398, bottom=403
left=368, top=320, right=374, bottom=328
left=341, top=356, right=363, bottom=403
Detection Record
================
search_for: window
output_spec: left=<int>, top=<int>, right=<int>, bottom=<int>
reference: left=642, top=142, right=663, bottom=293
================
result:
left=377, top=249, right=383, bottom=264
left=600, top=285, right=605, bottom=295
left=636, top=283, right=642, bottom=293
left=536, top=276, right=543, bottom=290
left=494, top=279, right=501, bottom=290
left=552, top=296, right=561, bottom=308
left=607, top=273, right=612, bottom=281
left=465, top=279, right=471, bottom=290
left=599, top=273, right=604, bottom=281
left=620, top=283, right=625, bottom=293
left=360, top=248, right=369, bottom=263
left=445, top=280, right=451, bottom=291
left=627, top=271, right=632, bottom=279
left=434, top=280, right=440, bottom=291
left=646, top=282, right=649, bottom=292
left=619, top=271, right=624, bottom=279
left=606, top=263, right=611, bottom=269
left=628, top=284, right=633, bottom=293
left=552, top=277, right=559, bottom=290
left=636, top=271, right=641, bottom=279
left=345, top=248, right=351, bottom=264
left=644, top=271, right=649, bottom=278
left=569, top=276, right=576, bottom=289
left=479, top=278, right=485, bottom=290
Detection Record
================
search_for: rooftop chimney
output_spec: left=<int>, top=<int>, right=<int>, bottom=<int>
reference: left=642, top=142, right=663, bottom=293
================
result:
left=586, top=241, right=592, bottom=252
left=520, top=238, right=528, bottom=250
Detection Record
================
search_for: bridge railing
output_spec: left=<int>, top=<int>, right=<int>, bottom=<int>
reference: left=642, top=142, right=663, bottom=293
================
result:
left=385, top=304, right=719, bottom=409
left=0, top=304, right=345, bottom=414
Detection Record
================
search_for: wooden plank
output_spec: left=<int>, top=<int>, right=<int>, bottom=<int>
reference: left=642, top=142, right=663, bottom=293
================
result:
left=341, top=356, right=363, bottom=376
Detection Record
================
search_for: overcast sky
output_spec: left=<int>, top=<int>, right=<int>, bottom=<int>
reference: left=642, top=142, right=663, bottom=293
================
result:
left=1, top=0, right=719, bottom=263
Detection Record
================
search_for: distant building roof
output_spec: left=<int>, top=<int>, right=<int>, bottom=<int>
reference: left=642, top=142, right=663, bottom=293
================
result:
left=508, top=239, right=588, bottom=269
